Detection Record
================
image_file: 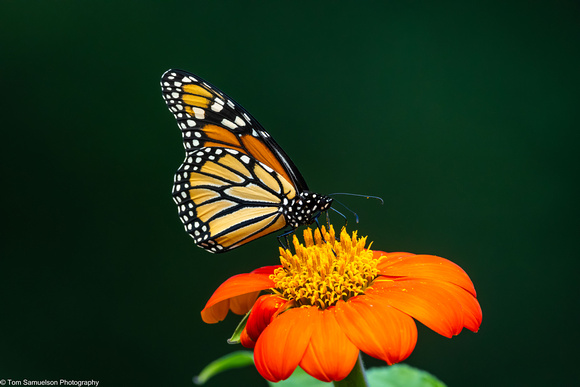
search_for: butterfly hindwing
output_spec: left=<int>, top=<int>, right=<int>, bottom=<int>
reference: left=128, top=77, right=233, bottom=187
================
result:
left=172, top=146, right=296, bottom=253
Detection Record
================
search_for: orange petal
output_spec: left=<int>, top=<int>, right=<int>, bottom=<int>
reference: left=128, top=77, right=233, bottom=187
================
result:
left=375, top=253, right=477, bottom=296
left=333, top=296, right=417, bottom=365
left=373, top=251, right=415, bottom=262
left=246, top=295, right=289, bottom=342
left=201, top=272, right=274, bottom=324
left=240, top=327, right=256, bottom=349
left=229, top=291, right=260, bottom=315
left=299, top=308, right=359, bottom=382
left=369, top=278, right=481, bottom=337
left=251, top=265, right=282, bottom=275
left=443, top=280, right=482, bottom=333
left=254, top=307, right=321, bottom=382
left=201, top=299, right=231, bottom=325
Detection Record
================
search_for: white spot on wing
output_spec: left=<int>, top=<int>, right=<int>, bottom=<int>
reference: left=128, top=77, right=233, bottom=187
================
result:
left=221, top=119, right=237, bottom=129
left=211, top=102, right=224, bottom=112
left=234, top=116, right=246, bottom=126
left=263, top=164, right=274, bottom=173
left=192, top=107, right=205, bottom=119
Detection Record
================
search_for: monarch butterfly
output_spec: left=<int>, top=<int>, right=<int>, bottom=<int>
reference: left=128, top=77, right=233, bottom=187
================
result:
left=161, top=69, right=333, bottom=253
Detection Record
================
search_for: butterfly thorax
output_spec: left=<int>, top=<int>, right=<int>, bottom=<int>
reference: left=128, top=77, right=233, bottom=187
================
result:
left=283, top=192, right=333, bottom=228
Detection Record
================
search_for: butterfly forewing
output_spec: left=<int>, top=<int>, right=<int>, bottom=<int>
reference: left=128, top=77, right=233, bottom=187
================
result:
left=161, top=69, right=308, bottom=190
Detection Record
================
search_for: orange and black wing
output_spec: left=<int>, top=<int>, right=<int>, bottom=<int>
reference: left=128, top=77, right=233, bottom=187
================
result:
left=161, top=69, right=308, bottom=191
left=171, top=146, right=298, bottom=252
left=161, top=69, right=303, bottom=252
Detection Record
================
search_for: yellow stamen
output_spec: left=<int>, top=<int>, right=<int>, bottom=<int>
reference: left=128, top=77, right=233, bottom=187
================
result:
left=271, top=225, right=381, bottom=309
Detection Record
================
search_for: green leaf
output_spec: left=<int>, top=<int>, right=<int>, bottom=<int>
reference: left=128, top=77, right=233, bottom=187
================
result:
left=267, top=367, right=331, bottom=387
left=367, top=364, right=446, bottom=387
left=227, top=310, right=251, bottom=344
left=193, top=350, right=255, bottom=385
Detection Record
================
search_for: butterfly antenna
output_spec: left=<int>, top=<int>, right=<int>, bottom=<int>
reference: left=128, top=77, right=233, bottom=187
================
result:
left=328, top=192, right=384, bottom=205
left=331, top=198, right=359, bottom=224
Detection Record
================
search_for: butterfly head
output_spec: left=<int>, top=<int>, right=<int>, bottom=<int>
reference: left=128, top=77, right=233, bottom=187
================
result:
left=285, top=192, right=333, bottom=228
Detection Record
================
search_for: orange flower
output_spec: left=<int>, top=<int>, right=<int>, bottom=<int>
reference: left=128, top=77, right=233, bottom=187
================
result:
left=201, top=226, right=482, bottom=383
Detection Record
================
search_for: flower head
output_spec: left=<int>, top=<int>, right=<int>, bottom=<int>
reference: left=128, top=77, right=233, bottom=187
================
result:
left=201, top=226, right=482, bottom=383
left=273, top=226, right=379, bottom=309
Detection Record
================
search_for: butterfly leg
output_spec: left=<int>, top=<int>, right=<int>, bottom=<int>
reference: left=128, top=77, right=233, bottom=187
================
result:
left=314, top=216, right=338, bottom=257
left=314, top=217, right=326, bottom=242
left=277, top=228, right=296, bottom=251
left=317, top=213, right=340, bottom=243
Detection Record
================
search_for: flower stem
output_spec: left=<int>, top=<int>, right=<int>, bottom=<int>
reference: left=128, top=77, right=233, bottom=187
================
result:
left=333, top=354, right=368, bottom=387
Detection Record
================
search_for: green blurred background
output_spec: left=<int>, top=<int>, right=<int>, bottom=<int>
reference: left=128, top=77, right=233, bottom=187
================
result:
left=2, top=1, right=578, bottom=386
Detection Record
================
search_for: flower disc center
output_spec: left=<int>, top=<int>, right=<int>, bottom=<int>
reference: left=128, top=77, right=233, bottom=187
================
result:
left=271, top=226, right=380, bottom=309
